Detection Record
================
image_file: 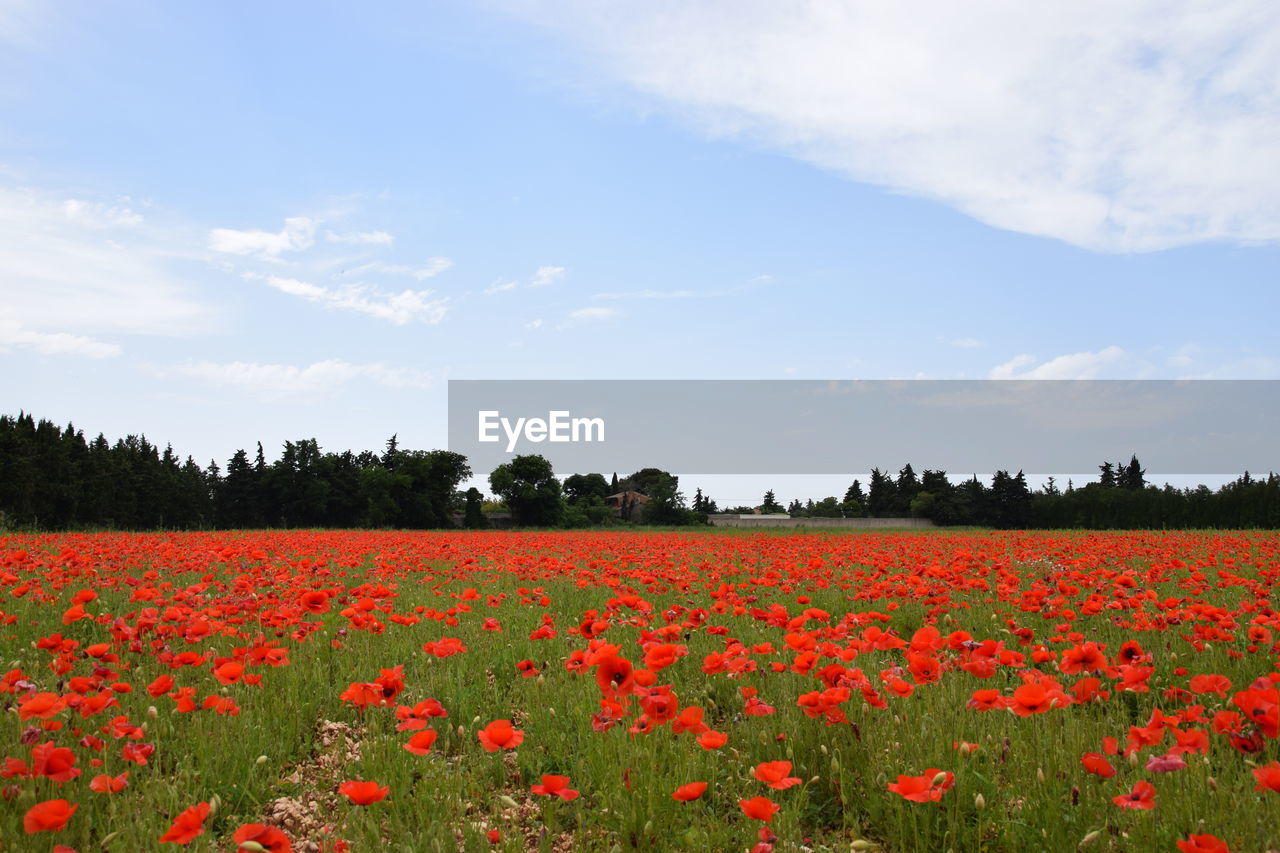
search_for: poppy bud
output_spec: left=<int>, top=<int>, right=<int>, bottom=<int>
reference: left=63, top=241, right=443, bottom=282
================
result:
left=1079, top=830, right=1101, bottom=847
left=497, top=795, right=519, bottom=809
left=457, top=725, right=465, bottom=737
left=851, top=842, right=872, bottom=851
left=256, top=755, right=269, bottom=765
left=642, top=820, right=653, bottom=836
left=147, top=705, right=158, bottom=718
left=548, top=707, right=555, bottom=716
left=820, top=745, right=828, bottom=755
left=1036, top=767, right=1045, bottom=783
left=238, top=843, right=269, bottom=853
left=100, top=833, right=119, bottom=847
left=810, top=776, right=820, bottom=783
left=975, top=793, right=986, bottom=810
left=208, top=794, right=220, bottom=817
left=1207, top=776, right=1217, bottom=790
left=932, top=771, right=949, bottom=787
left=1127, top=752, right=1139, bottom=767
left=831, top=755, right=840, bottom=774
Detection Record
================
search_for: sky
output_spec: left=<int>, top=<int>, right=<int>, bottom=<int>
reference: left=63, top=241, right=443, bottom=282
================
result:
left=2, top=1, right=1278, bottom=506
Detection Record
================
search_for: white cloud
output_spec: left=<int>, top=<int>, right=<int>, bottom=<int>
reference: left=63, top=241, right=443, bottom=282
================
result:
left=525, top=318, right=544, bottom=329
left=0, top=318, right=120, bottom=358
left=509, top=0, right=1280, bottom=251
left=950, top=338, right=984, bottom=349
left=61, top=198, right=144, bottom=228
left=173, top=359, right=441, bottom=392
left=325, top=229, right=394, bottom=245
left=1166, top=343, right=1200, bottom=368
left=567, top=306, right=618, bottom=322
left=209, top=216, right=316, bottom=258
left=249, top=274, right=448, bottom=325
left=0, top=186, right=213, bottom=337
left=530, top=265, right=566, bottom=287
left=343, top=257, right=453, bottom=280
left=484, top=280, right=518, bottom=295
left=989, top=346, right=1127, bottom=379
left=593, top=288, right=698, bottom=300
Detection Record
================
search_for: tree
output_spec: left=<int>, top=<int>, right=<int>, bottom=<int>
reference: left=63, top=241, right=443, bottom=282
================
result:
left=489, top=454, right=564, bottom=527
left=810, top=496, right=842, bottom=517
left=620, top=468, right=675, bottom=496
left=760, top=490, right=784, bottom=513
left=1098, top=461, right=1116, bottom=489
left=895, top=464, right=921, bottom=514
left=463, top=487, right=487, bottom=529
left=866, top=468, right=897, bottom=517
left=564, top=473, right=611, bottom=505
left=1120, top=455, right=1146, bottom=490
left=643, top=471, right=695, bottom=525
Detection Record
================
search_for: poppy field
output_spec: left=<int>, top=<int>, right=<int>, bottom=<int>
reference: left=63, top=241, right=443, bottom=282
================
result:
left=1, top=530, right=1278, bottom=852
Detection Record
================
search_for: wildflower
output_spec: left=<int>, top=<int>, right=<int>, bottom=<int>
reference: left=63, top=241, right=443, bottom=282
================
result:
left=477, top=719, right=524, bottom=752
left=672, top=782, right=707, bottom=801
left=338, top=780, right=389, bottom=805
left=530, top=775, right=579, bottom=800
left=1112, top=779, right=1156, bottom=810
left=159, top=802, right=210, bottom=844
left=24, top=799, right=77, bottom=833
left=739, top=796, right=780, bottom=822
left=888, top=769, right=954, bottom=802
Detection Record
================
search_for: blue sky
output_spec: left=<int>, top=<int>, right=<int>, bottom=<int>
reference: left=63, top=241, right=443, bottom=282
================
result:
left=2, top=1, right=1277, bottom=504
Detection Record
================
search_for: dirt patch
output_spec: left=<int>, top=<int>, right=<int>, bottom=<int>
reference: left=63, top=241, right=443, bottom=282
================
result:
left=263, top=719, right=365, bottom=853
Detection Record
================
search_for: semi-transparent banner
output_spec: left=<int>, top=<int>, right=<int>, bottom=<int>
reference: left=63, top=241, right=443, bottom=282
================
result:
left=447, top=380, right=1278, bottom=475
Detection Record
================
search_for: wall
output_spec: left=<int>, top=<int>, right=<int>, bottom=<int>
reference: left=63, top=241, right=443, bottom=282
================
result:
left=706, top=515, right=936, bottom=529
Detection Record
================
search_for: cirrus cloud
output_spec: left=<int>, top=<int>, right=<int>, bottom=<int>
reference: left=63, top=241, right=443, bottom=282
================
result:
left=505, top=0, right=1280, bottom=252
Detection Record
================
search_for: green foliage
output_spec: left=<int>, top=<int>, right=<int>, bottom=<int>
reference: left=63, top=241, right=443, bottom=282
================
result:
left=488, top=454, right=565, bottom=527
left=564, top=473, right=611, bottom=505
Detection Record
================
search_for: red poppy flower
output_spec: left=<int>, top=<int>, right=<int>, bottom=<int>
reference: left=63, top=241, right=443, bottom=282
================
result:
left=89, top=771, right=129, bottom=793
left=753, top=761, right=802, bottom=790
left=30, top=742, right=80, bottom=783
left=1253, top=761, right=1280, bottom=793
left=739, top=796, right=780, bottom=822
left=1080, top=752, right=1115, bottom=778
left=403, top=729, right=438, bottom=755
left=672, top=782, right=707, bottom=801
left=477, top=719, right=524, bottom=752
left=24, top=799, right=77, bottom=833
left=888, top=769, right=954, bottom=802
left=530, top=774, right=579, bottom=800
left=697, top=730, right=728, bottom=750
left=1189, top=674, right=1231, bottom=697
left=1009, top=682, right=1056, bottom=716
left=18, top=693, right=67, bottom=721
left=338, top=780, right=389, bottom=805
left=1112, top=779, right=1156, bottom=810
left=1176, top=834, right=1231, bottom=853
left=233, top=823, right=293, bottom=853
left=159, top=802, right=210, bottom=844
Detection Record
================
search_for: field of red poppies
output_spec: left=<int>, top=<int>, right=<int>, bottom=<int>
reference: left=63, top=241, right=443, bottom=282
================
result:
left=1, top=530, right=1277, bottom=852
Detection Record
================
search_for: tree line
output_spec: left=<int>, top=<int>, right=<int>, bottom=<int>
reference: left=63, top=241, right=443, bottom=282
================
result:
left=1, top=412, right=1277, bottom=530
left=767, top=459, right=1280, bottom=529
